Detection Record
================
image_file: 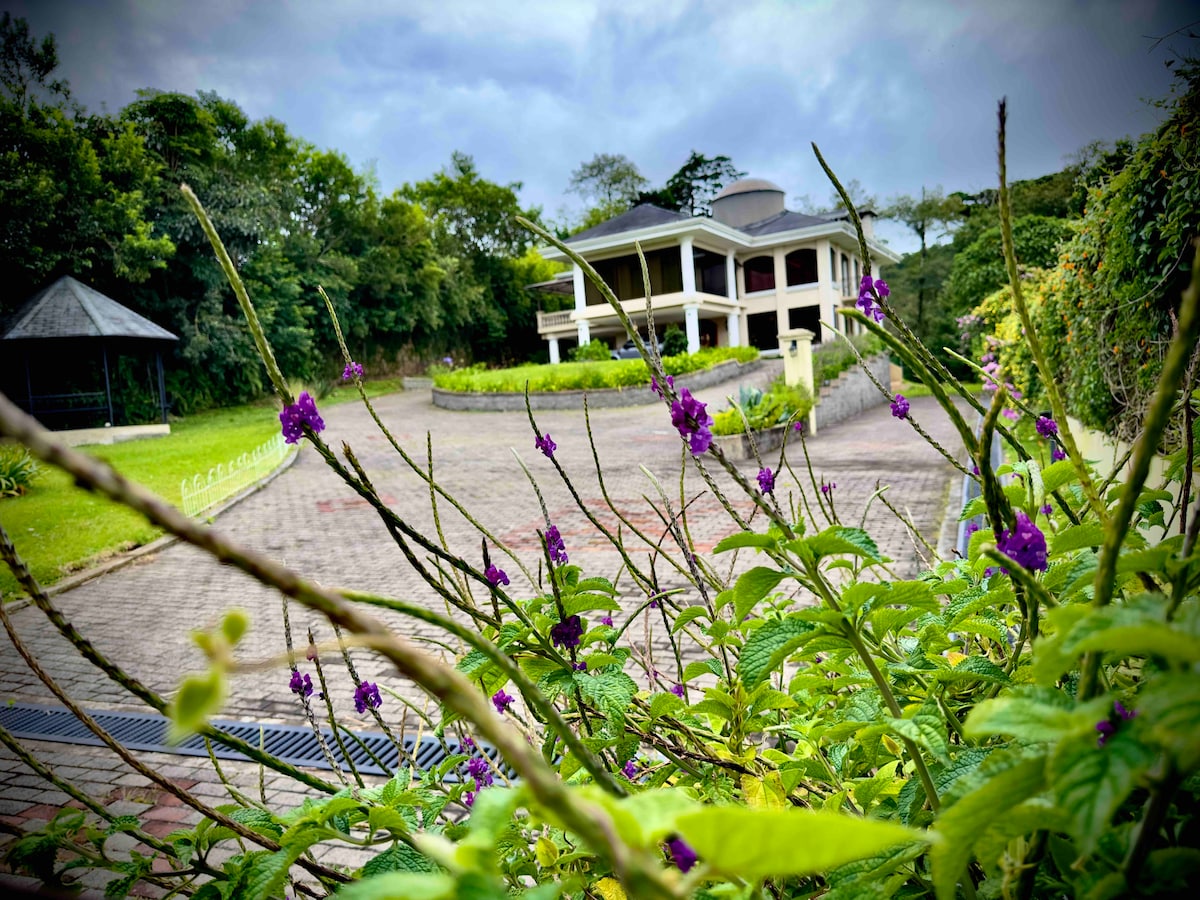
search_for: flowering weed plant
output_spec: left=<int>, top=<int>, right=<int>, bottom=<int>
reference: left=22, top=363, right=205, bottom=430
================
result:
left=0, top=105, right=1198, bottom=900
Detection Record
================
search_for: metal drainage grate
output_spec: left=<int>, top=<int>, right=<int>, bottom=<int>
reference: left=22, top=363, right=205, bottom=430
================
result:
left=0, top=702, right=511, bottom=781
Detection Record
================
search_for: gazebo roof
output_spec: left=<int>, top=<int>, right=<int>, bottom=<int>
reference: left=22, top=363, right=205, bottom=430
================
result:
left=1, top=276, right=177, bottom=342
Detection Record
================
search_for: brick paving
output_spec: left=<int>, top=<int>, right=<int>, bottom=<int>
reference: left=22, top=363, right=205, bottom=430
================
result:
left=0, top=374, right=968, bottom=893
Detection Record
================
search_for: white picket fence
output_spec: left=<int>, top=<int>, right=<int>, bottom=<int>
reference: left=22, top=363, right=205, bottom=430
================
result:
left=181, top=433, right=292, bottom=517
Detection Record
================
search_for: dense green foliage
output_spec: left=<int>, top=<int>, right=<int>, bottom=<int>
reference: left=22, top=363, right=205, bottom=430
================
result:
left=569, top=339, right=614, bottom=362
left=967, top=59, right=1199, bottom=440
left=711, top=377, right=812, bottom=436
left=661, top=325, right=689, bottom=357
left=432, top=347, right=758, bottom=393
left=0, top=17, right=565, bottom=417
left=0, top=443, right=37, bottom=497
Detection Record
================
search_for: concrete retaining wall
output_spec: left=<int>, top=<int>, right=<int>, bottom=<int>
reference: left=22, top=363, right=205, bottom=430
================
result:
left=431, top=359, right=763, bottom=412
left=813, top=354, right=891, bottom=431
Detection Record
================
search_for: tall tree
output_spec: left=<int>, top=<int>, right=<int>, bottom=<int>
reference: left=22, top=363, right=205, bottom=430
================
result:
left=885, top=187, right=964, bottom=337
left=661, top=151, right=746, bottom=216
left=827, top=178, right=877, bottom=213
left=567, top=152, right=647, bottom=209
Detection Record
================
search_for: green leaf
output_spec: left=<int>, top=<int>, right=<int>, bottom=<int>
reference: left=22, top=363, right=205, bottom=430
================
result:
left=648, top=692, right=686, bottom=720
left=930, top=655, right=1010, bottom=686
left=1049, top=729, right=1156, bottom=856
left=367, top=807, right=411, bottom=838
left=220, top=609, right=249, bottom=646
left=737, top=617, right=816, bottom=689
left=713, top=532, right=778, bottom=553
left=677, top=807, right=927, bottom=880
left=1040, top=459, right=1079, bottom=494
left=574, top=671, right=638, bottom=727
left=1051, top=523, right=1106, bottom=555
left=671, top=606, right=709, bottom=632
left=931, top=756, right=1046, bottom=900
left=682, top=658, right=723, bottom=682
left=809, top=526, right=883, bottom=563
left=338, top=872, right=457, bottom=900
left=886, top=715, right=950, bottom=763
left=362, top=843, right=440, bottom=876
left=964, top=691, right=1106, bottom=743
left=1139, top=673, right=1200, bottom=771
left=168, top=669, right=226, bottom=743
left=733, top=567, right=786, bottom=618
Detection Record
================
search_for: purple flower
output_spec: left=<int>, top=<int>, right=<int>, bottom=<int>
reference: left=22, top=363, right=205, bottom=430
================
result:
left=289, top=670, right=313, bottom=698
left=1096, top=700, right=1137, bottom=747
left=793, top=420, right=805, bottom=433
left=545, top=525, right=568, bottom=565
left=572, top=661, right=587, bottom=672
left=462, top=736, right=475, bottom=751
left=342, top=361, right=364, bottom=381
left=353, top=681, right=382, bottom=713
left=670, top=388, right=714, bottom=455
left=1001, top=408, right=1020, bottom=421
left=821, top=482, right=836, bottom=494
left=651, top=374, right=674, bottom=397
left=535, top=433, right=556, bottom=458
left=1052, top=445, right=1067, bottom=462
left=966, top=521, right=980, bottom=537
left=442, top=356, right=454, bottom=366
left=1040, top=503, right=1053, bottom=516
left=485, top=564, right=509, bottom=587
left=467, top=755, right=494, bottom=788
left=550, top=615, right=584, bottom=649
left=891, top=394, right=910, bottom=419
left=666, top=836, right=698, bottom=873
left=670, top=683, right=685, bottom=698
left=757, top=467, right=775, bottom=494
left=972, top=465, right=980, bottom=476
left=623, top=759, right=638, bottom=779
left=600, top=615, right=614, bottom=627
left=462, top=790, right=476, bottom=808
left=1036, top=416, right=1059, bottom=439
left=856, top=274, right=887, bottom=323
left=279, top=391, right=325, bottom=444
left=997, top=511, right=1048, bottom=573
left=649, top=599, right=659, bottom=609
left=492, top=689, right=515, bottom=714
left=983, top=566, right=997, bottom=578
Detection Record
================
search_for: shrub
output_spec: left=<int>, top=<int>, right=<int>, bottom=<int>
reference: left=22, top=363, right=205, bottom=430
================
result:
left=0, top=443, right=37, bottom=497
left=711, top=377, right=813, bottom=435
left=569, top=339, right=614, bottom=362
left=813, top=332, right=884, bottom=383
left=660, top=324, right=688, bottom=356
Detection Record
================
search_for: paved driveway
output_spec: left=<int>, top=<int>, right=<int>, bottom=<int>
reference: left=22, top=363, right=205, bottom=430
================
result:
left=2, top=382, right=967, bottom=721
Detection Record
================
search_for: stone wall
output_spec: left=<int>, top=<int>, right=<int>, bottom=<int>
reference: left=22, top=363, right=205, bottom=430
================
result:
left=813, top=353, right=891, bottom=432
left=431, top=359, right=763, bottom=412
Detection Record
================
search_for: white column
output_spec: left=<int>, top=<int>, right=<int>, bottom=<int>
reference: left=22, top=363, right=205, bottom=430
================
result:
left=548, top=337, right=560, bottom=365
left=680, top=237, right=696, bottom=295
left=577, top=319, right=590, bottom=347
left=725, top=251, right=736, bottom=301
left=684, top=304, right=700, bottom=354
left=572, top=264, right=586, bottom=311
left=726, top=311, right=741, bottom=347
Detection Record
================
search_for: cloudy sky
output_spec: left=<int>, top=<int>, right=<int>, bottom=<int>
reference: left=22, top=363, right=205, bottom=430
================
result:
left=8, top=0, right=1196, bottom=251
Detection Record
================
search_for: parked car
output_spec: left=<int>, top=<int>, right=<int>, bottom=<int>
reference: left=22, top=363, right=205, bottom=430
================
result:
left=611, top=338, right=665, bottom=360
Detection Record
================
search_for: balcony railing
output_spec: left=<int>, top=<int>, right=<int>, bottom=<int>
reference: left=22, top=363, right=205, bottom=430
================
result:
left=537, top=310, right=573, bottom=330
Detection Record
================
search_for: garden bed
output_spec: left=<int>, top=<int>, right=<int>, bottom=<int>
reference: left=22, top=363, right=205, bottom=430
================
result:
left=432, top=353, right=762, bottom=411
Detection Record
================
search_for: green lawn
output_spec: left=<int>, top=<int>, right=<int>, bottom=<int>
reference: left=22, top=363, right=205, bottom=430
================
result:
left=0, top=378, right=400, bottom=598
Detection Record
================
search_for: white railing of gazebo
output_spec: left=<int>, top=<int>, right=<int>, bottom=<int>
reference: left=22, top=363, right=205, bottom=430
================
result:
left=180, top=433, right=292, bottom=517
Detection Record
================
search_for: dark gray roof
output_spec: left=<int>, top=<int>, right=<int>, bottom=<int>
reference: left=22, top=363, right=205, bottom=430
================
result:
left=566, top=204, right=690, bottom=243
left=739, top=210, right=834, bottom=236
left=1, top=276, right=178, bottom=342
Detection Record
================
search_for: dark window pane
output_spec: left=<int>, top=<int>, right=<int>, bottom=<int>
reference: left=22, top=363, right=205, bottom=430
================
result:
left=787, top=305, right=822, bottom=341
left=747, top=311, right=778, bottom=350
left=785, top=249, right=818, bottom=286
left=694, top=248, right=727, bottom=296
left=744, top=256, right=775, bottom=293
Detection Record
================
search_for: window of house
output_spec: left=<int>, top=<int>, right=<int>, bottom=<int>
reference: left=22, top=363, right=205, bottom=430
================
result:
left=788, top=305, right=822, bottom=342
left=744, top=256, right=775, bottom=293
left=854, top=258, right=861, bottom=287
left=694, top=248, right=728, bottom=296
left=584, top=247, right=683, bottom=305
left=747, top=311, right=778, bottom=350
left=840, top=254, right=850, bottom=290
left=785, top=249, right=818, bottom=286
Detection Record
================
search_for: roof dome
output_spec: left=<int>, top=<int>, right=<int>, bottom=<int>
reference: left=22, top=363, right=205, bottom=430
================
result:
left=713, top=178, right=785, bottom=201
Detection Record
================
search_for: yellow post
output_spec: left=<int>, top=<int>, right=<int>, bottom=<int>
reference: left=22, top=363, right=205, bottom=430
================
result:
left=778, top=328, right=816, bottom=434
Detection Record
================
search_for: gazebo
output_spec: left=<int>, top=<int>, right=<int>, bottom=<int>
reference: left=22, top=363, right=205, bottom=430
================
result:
left=0, top=276, right=178, bottom=438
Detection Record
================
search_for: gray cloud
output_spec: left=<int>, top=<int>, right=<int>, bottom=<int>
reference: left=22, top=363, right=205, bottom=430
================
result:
left=6, top=0, right=1193, bottom=251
